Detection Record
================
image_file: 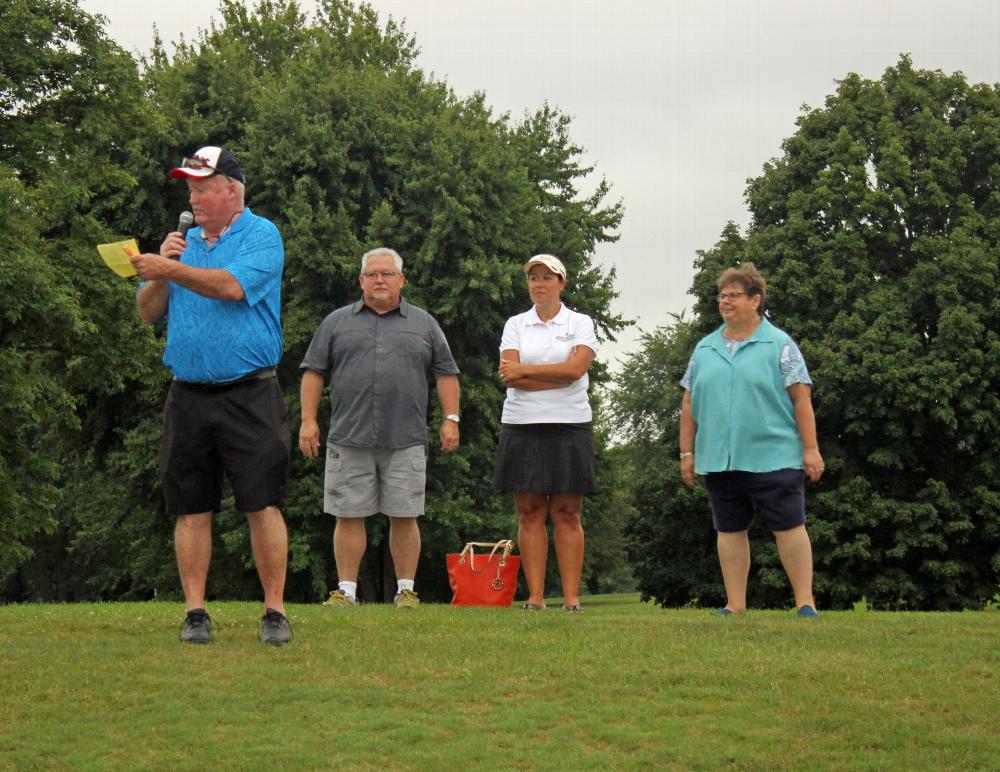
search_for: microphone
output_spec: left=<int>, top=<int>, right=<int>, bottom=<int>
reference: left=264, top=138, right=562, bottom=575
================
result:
left=177, top=210, right=195, bottom=239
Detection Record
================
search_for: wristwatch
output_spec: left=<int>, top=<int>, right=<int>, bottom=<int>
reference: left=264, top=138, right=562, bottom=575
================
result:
left=679, top=451, right=694, bottom=459
left=445, top=414, right=461, bottom=423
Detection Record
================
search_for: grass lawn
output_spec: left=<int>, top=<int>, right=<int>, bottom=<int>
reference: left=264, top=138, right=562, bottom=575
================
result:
left=1, top=594, right=997, bottom=769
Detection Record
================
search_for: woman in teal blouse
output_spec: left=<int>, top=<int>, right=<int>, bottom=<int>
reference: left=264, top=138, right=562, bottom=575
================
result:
left=679, top=262, right=824, bottom=617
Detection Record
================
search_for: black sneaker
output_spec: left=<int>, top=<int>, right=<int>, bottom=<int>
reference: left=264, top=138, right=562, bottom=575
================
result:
left=259, top=608, right=292, bottom=646
left=179, top=608, right=212, bottom=644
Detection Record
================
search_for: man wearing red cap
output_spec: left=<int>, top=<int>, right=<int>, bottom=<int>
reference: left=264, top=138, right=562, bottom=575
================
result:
left=131, top=146, right=292, bottom=646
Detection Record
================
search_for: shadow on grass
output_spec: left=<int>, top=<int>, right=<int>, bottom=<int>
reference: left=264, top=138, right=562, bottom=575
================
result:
left=565, top=592, right=644, bottom=608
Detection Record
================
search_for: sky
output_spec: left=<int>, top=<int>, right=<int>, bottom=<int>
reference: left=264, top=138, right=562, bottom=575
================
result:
left=81, top=0, right=1000, bottom=367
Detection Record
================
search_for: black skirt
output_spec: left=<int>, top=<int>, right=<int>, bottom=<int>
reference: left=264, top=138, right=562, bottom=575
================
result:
left=493, top=422, right=597, bottom=495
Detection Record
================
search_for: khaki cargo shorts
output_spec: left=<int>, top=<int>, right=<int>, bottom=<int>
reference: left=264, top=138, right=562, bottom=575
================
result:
left=324, top=444, right=426, bottom=518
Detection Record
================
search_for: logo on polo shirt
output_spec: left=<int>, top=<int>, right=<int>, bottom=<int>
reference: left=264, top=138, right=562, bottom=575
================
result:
left=555, top=333, right=576, bottom=342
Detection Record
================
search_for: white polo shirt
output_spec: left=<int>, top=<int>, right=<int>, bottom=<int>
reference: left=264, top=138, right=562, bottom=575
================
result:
left=499, top=304, right=599, bottom=424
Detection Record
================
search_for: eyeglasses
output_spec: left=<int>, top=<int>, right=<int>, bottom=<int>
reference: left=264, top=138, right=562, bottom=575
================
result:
left=717, top=292, right=749, bottom=302
left=361, top=270, right=399, bottom=280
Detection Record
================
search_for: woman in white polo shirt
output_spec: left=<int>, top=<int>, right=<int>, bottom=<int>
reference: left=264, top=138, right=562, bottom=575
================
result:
left=494, top=254, right=599, bottom=612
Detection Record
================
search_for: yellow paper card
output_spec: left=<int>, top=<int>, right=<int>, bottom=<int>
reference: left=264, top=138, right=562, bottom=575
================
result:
left=97, top=239, right=140, bottom=277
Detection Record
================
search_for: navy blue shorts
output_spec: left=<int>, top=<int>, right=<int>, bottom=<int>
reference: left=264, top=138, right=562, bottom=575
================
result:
left=703, top=469, right=806, bottom=533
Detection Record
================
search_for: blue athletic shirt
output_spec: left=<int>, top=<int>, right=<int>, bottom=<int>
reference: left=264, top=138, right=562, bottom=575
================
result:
left=163, top=208, right=284, bottom=382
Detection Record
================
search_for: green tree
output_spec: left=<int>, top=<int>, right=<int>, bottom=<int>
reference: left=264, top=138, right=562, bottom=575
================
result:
left=206, top=0, right=629, bottom=601
left=0, top=0, right=167, bottom=597
left=616, top=57, right=1000, bottom=610
left=4, top=0, right=632, bottom=602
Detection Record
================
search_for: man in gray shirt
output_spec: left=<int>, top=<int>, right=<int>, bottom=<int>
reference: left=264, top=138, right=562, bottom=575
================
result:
left=299, top=247, right=461, bottom=608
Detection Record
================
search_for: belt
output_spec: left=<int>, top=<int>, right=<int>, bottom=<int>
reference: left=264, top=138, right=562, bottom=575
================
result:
left=176, top=366, right=277, bottom=391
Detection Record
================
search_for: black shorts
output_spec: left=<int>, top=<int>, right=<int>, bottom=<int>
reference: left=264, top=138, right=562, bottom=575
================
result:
left=703, top=469, right=806, bottom=533
left=159, top=374, right=290, bottom=516
left=493, top=422, right=597, bottom=495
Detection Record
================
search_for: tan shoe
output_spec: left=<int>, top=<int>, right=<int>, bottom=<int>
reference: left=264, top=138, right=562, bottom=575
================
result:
left=393, top=589, right=420, bottom=609
left=322, top=590, right=357, bottom=607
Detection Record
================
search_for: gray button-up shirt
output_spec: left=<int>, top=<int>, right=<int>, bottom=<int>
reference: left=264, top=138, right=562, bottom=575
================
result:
left=300, top=299, right=460, bottom=449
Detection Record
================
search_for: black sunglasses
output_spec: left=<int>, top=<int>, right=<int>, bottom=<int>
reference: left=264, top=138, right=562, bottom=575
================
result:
left=180, top=156, right=229, bottom=179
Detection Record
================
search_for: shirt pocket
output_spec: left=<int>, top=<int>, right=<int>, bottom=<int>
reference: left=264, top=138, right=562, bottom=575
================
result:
left=391, top=330, right=432, bottom=368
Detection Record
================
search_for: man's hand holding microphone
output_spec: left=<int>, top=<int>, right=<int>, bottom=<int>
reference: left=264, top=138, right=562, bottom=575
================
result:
left=130, top=211, right=193, bottom=281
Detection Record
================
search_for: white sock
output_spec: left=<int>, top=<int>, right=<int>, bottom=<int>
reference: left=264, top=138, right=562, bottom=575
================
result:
left=338, top=581, right=357, bottom=599
left=397, top=579, right=415, bottom=594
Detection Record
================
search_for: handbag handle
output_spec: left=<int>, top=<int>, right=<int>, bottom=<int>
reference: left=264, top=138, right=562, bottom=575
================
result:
left=458, top=540, right=514, bottom=574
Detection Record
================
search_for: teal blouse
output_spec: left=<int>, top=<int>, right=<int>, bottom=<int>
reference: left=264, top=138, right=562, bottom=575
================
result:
left=685, top=318, right=809, bottom=474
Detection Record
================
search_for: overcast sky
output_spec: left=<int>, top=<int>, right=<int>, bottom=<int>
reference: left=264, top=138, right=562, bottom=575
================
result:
left=81, top=0, right=1000, bottom=366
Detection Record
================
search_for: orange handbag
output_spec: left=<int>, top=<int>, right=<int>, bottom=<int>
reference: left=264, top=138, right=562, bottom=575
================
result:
left=447, top=540, right=520, bottom=607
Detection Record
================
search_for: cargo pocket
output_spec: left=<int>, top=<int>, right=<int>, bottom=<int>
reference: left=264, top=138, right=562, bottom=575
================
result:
left=410, top=450, right=427, bottom=495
